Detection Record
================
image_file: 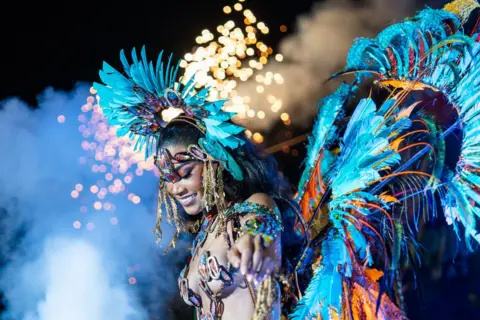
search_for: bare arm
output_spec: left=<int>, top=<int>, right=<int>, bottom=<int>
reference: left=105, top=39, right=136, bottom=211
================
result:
left=227, top=193, right=283, bottom=285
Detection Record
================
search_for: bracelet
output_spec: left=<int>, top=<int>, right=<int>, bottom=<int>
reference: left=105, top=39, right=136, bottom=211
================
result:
left=239, top=212, right=283, bottom=246
left=227, top=201, right=283, bottom=245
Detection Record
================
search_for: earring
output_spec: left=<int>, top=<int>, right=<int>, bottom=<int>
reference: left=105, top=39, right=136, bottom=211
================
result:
left=163, top=192, right=182, bottom=255
left=201, top=160, right=227, bottom=235
left=215, top=164, right=227, bottom=235
left=201, top=159, right=216, bottom=211
left=153, top=182, right=184, bottom=255
left=215, top=164, right=226, bottom=213
left=153, top=182, right=166, bottom=244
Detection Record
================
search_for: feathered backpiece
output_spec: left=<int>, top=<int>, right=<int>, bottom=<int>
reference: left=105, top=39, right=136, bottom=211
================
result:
left=292, top=0, right=480, bottom=319
left=93, top=46, right=245, bottom=180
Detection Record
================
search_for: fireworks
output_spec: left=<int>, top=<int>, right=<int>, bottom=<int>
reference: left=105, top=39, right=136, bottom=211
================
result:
left=180, top=2, right=286, bottom=132
left=74, top=88, right=157, bottom=211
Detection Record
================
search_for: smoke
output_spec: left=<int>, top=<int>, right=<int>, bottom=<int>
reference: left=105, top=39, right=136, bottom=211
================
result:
left=26, top=238, right=141, bottom=320
left=0, top=84, right=187, bottom=319
left=237, top=0, right=443, bottom=132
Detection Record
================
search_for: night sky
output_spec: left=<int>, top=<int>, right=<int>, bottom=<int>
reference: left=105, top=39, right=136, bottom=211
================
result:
left=1, top=0, right=316, bottom=105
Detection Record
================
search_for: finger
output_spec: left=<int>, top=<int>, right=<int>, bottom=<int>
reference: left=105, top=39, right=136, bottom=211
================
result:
left=240, top=238, right=253, bottom=276
left=228, top=246, right=242, bottom=270
left=254, top=257, right=275, bottom=286
left=247, top=236, right=263, bottom=282
left=250, top=235, right=264, bottom=275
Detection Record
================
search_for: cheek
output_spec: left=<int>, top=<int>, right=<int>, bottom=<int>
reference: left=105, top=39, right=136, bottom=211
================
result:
left=188, top=170, right=204, bottom=193
left=165, top=183, right=173, bottom=194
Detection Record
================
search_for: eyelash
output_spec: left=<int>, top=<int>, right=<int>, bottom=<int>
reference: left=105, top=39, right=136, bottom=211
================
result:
left=180, top=169, right=193, bottom=179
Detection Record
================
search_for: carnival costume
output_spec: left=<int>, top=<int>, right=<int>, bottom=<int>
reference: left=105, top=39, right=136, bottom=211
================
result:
left=94, top=0, right=480, bottom=318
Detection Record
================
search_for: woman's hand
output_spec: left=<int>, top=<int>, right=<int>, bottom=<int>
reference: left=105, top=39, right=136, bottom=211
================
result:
left=227, top=234, right=278, bottom=285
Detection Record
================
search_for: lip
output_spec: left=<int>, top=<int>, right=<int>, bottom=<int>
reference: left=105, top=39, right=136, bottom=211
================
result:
left=177, top=193, right=197, bottom=207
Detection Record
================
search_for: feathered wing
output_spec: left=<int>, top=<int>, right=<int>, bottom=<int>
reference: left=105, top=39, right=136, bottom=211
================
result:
left=291, top=1, right=480, bottom=319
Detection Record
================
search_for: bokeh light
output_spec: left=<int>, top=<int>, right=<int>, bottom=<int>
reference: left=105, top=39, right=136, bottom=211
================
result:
left=110, top=217, right=118, bottom=225
left=180, top=1, right=286, bottom=142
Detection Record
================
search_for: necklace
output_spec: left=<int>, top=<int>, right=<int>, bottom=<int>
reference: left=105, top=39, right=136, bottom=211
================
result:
left=191, top=214, right=217, bottom=257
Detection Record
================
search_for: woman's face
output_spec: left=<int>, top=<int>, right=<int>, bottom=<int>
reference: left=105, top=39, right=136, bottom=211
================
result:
left=163, top=145, right=205, bottom=216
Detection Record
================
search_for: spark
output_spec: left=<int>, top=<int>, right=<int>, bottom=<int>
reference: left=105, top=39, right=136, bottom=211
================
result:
left=181, top=2, right=285, bottom=127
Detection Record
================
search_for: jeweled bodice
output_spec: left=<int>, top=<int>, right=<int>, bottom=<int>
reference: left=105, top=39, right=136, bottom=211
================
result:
left=177, top=201, right=282, bottom=320
left=178, top=215, right=239, bottom=320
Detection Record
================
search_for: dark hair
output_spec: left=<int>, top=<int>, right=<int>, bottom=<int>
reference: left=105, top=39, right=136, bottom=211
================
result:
left=159, top=121, right=303, bottom=266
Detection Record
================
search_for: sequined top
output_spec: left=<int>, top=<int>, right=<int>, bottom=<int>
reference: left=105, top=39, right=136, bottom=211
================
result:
left=177, top=201, right=282, bottom=320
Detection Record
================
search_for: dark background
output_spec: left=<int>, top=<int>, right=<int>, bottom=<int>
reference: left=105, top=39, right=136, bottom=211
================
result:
left=1, top=0, right=479, bottom=319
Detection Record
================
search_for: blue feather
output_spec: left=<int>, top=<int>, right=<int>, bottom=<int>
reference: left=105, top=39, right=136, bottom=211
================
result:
left=291, top=230, right=348, bottom=319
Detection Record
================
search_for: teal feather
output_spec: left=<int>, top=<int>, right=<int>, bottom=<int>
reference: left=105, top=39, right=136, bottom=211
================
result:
left=181, top=75, right=196, bottom=98
left=155, top=51, right=165, bottom=90
left=204, top=121, right=244, bottom=139
left=346, top=222, right=370, bottom=263
left=291, top=230, right=348, bottom=320
left=170, top=59, right=181, bottom=88
left=165, top=53, right=173, bottom=87
left=198, top=137, right=243, bottom=180
left=296, top=83, right=352, bottom=203
left=139, top=46, right=154, bottom=92
left=120, top=49, right=131, bottom=77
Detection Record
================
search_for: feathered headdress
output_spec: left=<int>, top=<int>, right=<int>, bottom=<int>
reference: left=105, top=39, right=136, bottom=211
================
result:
left=93, top=46, right=245, bottom=180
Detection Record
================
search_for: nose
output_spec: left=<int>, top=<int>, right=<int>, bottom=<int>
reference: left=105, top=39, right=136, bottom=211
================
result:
left=169, top=181, right=187, bottom=197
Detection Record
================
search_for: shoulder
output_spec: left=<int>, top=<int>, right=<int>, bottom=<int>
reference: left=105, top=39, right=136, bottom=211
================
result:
left=245, top=193, right=276, bottom=209
left=239, top=193, right=283, bottom=232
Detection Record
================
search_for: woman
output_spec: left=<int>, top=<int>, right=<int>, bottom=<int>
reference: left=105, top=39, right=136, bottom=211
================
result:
left=93, top=48, right=301, bottom=320
left=159, top=121, right=296, bottom=320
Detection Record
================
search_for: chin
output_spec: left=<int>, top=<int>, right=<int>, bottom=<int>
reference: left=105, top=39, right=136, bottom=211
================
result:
left=184, top=204, right=203, bottom=216
left=182, top=195, right=204, bottom=216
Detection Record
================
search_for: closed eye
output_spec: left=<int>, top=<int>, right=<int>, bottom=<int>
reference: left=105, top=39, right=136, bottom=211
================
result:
left=177, top=165, right=194, bottom=179
left=181, top=170, right=192, bottom=179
